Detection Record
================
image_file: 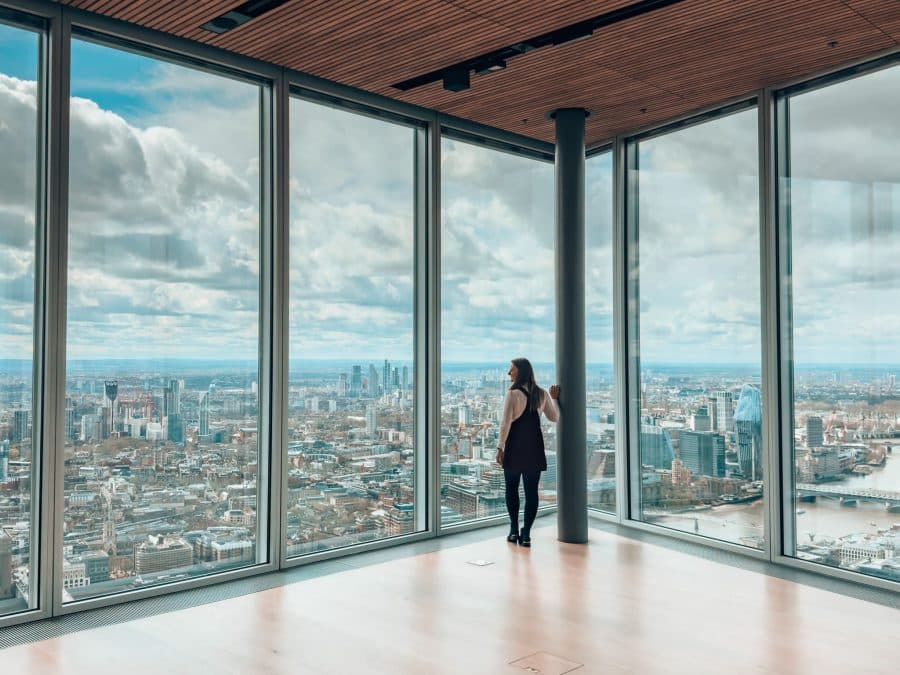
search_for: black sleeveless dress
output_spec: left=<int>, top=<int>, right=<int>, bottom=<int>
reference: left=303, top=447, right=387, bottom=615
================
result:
left=502, top=386, right=547, bottom=472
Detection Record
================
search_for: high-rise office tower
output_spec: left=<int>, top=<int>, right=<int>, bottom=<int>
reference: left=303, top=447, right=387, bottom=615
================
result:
left=383, top=360, right=391, bottom=395
left=199, top=391, right=210, bottom=436
left=65, top=405, right=76, bottom=442
left=679, top=430, right=726, bottom=477
left=80, top=414, right=101, bottom=442
left=339, top=373, right=349, bottom=397
left=0, top=440, right=9, bottom=482
left=13, top=409, right=29, bottom=442
left=167, top=413, right=184, bottom=443
left=392, top=367, right=399, bottom=387
left=806, top=416, right=824, bottom=448
left=640, top=424, right=674, bottom=470
left=368, top=364, right=379, bottom=395
left=351, top=365, right=362, bottom=397
left=458, top=404, right=472, bottom=426
left=734, top=384, right=763, bottom=480
left=707, top=396, right=719, bottom=432
left=164, top=378, right=181, bottom=416
left=402, top=366, right=409, bottom=392
left=713, top=391, right=734, bottom=433
left=692, top=405, right=712, bottom=432
left=366, top=404, right=377, bottom=438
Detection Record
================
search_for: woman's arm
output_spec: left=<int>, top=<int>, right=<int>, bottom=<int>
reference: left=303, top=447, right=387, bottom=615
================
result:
left=542, top=386, right=560, bottom=422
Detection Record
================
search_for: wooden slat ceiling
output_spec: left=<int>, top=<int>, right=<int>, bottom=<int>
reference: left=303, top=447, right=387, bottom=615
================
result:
left=55, top=0, right=900, bottom=145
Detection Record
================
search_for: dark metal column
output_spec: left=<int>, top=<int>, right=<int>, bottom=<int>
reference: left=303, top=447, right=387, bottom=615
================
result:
left=552, top=108, right=588, bottom=543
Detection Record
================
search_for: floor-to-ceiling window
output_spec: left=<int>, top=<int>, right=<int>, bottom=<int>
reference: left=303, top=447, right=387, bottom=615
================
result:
left=628, top=106, right=765, bottom=548
left=586, top=150, right=616, bottom=514
left=440, top=136, right=555, bottom=526
left=0, top=16, right=41, bottom=617
left=286, top=96, right=421, bottom=556
left=781, top=63, right=900, bottom=582
left=63, top=36, right=265, bottom=602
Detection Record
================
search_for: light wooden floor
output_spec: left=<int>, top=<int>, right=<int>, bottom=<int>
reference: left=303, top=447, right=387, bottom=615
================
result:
left=2, top=524, right=897, bottom=674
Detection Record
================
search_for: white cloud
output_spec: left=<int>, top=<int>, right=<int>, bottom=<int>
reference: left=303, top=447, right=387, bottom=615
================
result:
left=3, top=56, right=900, bottom=367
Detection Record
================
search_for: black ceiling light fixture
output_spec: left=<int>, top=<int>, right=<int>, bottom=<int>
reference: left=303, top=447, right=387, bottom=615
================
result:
left=443, top=66, right=470, bottom=92
left=394, top=0, right=689, bottom=93
left=201, top=0, right=292, bottom=35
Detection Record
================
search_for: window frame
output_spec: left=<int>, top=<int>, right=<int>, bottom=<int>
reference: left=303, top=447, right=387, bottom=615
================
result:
left=281, top=88, right=429, bottom=564
left=773, top=54, right=900, bottom=591
left=53, top=23, right=278, bottom=616
left=618, top=98, right=773, bottom=559
left=0, top=5, right=50, bottom=629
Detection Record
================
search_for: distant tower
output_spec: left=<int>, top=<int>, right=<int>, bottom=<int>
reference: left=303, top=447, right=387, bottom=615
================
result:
left=458, top=404, right=472, bottom=426
left=199, top=391, right=210, bottom=436
left=713, top=391, right=734, bottom=433
left=734, top=385, right=763, bottom=481
left=351, top=366, right=362, bottom=398
left=382, top=360, right=391, bottom=396
left=366, top=405, right=377, bottom=439
left=806, top=416, right=824, bottom=448
left=166, top=378, right=181, bottom=416
left=65, top=405, right=76, bottom=442
left=12, top=409, right=29, bottom=442
left=105, top=380, right=118, bottom=435
left=0, top=440, right=9, bottom=482
left=692, top=405, right=711, bottom=432
left=368, top=364, right=379, bottom=396
left=402, top=366, right=409, bottom=393
left=103, top=495, right=117, bottom=556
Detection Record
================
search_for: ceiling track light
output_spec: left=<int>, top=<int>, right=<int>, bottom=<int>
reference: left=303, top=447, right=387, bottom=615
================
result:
left=393, top=0, right=688, bottom=92
left=201, top=0, right=292, bottom=35
left=442, top=67, right=470, bottom=92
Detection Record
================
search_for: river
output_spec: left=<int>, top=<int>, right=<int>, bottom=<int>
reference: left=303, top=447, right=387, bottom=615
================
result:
left=650, top=450, right=900, bottom=549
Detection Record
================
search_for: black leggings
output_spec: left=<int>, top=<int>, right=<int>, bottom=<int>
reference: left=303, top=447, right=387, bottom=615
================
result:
left=504, top=468, right=541, bottom=536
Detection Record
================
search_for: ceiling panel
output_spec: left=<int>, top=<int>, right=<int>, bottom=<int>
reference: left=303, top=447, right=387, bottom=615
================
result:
left=449, top=0, right=636, bottom=33
left=847, top=0, right=900, bottom=41
left=55, top=0, right=900, bottom=144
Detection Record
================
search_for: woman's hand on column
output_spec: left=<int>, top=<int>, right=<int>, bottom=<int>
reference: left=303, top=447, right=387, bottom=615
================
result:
left=549, top=385, right=560, bottom=400
left=495, top=448, right=504, bottom=466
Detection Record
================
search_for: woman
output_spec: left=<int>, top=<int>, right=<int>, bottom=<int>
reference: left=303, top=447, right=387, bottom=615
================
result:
left=495, top=357, right=560, bottom=547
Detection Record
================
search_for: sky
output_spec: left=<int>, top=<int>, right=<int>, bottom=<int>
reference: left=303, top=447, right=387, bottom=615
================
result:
left=2, top=22, right=900, bottom=368
left=636, top=107, right=762, bottom=366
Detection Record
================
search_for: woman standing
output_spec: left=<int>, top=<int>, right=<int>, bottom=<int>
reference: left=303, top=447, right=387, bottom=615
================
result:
left=495, top=358, right=560, bottom=547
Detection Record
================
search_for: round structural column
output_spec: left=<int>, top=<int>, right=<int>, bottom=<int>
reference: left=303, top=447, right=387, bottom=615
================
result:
left=552, top=108, right=589, bottom=544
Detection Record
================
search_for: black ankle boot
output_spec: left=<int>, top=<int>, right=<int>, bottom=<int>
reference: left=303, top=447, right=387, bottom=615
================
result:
left=518, top=531, right=531, bottom=547
left=507, top=526, right=519, bottom=543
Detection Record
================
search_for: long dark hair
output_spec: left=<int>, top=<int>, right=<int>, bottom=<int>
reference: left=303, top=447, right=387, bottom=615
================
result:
left=510, top=357, right=545, bottom=412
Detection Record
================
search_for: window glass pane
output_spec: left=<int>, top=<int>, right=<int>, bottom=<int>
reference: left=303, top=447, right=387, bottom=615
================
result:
left=586, top=152, right=616, bottom=513
left=786, top=66, right=900, bottom=581
left=0, top=20, right=40, bottom=616
left=287, top=98, right=419, bottom=556
left=632, top=109, right=765, bottom=548
left=440, top=138, right=555, bottom=527
left=64, top=39, right=263, bottom=602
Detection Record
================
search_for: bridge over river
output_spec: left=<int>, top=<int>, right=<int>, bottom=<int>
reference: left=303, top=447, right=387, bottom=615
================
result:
left=796, top=483, right=900, bottom=507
